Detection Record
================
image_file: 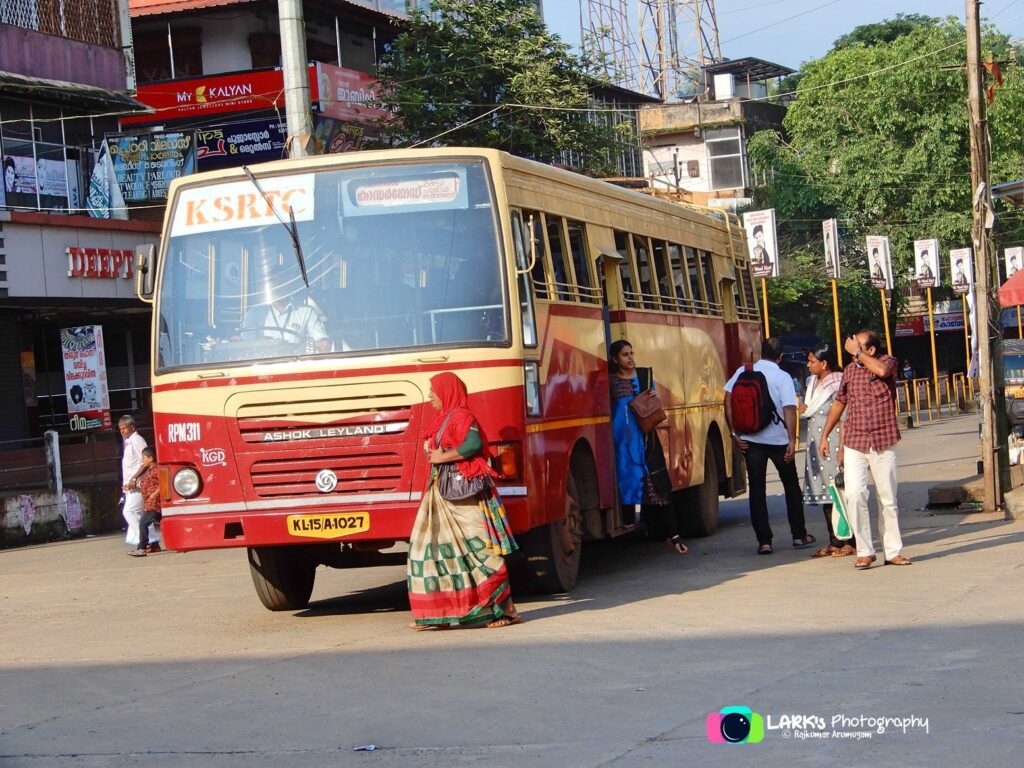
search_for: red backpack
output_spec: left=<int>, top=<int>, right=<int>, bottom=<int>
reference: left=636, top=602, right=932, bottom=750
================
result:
left=731, top=364, right=782, bottom=434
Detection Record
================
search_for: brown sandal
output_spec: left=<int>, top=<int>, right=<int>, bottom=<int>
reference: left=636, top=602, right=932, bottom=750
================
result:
left=486, top=614, right=522, bottom=628
left=885, top=555, right=912, bottom=566
left=854, top=555, right=877, bottom=570
left=409, top=622, right=453, bottom=631
left=831, top=544, right=856, bottom=557
left=811, top=546, right=838, bottom=558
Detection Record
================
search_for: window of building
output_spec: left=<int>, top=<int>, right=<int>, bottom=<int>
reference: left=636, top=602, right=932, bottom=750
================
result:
left=134, top=27, right=203, bottom=82
left=705, top=126, right=745, bottom=191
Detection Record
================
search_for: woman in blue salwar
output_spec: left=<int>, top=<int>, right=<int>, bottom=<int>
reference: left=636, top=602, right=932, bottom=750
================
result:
left=609, top=340, right=687, bottom=554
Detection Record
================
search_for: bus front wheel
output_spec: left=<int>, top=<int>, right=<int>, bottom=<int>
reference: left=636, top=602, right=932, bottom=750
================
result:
left=247, top=545, right=316, bottom=611
left=679, top=439, right=720, bottom=537
left=520, top=468, right=583, bottom=594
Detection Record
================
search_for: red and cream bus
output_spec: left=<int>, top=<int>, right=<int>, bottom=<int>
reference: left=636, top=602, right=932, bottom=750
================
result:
left=138, top=147, right=761, bottom=610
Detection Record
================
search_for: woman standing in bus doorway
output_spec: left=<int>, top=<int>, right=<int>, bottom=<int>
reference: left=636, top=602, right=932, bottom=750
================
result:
left=800, top=344, right=855, bottom=557
left=407, top=372, right=522, bottom=629
left=609, top=340, right=688, bottom=554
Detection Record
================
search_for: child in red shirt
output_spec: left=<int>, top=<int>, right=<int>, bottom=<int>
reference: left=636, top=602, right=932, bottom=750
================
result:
left=129, top=447, right=161, bottom=557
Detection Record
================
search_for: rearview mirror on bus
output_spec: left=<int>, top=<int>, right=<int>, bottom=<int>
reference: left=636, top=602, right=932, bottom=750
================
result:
left=135, top=243, right=157, bottom=303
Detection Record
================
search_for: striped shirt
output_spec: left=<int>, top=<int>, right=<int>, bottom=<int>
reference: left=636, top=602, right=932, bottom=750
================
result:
left=835, top=354, right=901, bottom=451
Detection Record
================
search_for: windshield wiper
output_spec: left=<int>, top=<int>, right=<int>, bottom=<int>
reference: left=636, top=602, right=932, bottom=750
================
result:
left=241, top=165, right=309, bottom=288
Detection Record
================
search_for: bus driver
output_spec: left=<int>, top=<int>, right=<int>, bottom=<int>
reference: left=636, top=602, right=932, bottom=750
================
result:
left=240, top=294, right=331, bottom=354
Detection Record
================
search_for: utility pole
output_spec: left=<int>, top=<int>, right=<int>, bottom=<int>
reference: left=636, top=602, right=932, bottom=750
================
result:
left=279, top=0, right=315, bottom=157
left=965, top=0, right=1000, bottom=511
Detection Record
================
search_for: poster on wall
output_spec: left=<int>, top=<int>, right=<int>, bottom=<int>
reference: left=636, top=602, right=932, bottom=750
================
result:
left=950, top=247, right=973, bottom=294
left=914, top=238, right=940, bottom=289
left=742, top=208, right=779, bottom=278
left=1005, top=246, right=1023, bottom=282
left=822, top=218, right=840, bottom=279
left=866, top=235, right=893, bottom=290
left=3, top=153, right=36, bottom=194
left=60, top=326, right=111, bottom=432
left=107, top=132, right=196, bottom=201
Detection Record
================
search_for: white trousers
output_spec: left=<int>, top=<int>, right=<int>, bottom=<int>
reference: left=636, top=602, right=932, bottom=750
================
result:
left=122, top=491, right=160, bottom=547
left=843, top=445, right=903, bottom=560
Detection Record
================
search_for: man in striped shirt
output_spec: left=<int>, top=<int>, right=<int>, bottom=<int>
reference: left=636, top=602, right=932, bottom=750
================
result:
left=820, top=330, right=911, bottom=569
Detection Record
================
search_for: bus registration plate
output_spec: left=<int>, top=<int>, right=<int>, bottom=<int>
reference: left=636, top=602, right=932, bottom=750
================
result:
left=286, top=512, right=370, bottom=539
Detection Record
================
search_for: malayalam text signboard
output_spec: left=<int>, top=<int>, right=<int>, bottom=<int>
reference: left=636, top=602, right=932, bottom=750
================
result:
left=60, top=326, right=111, bottom=432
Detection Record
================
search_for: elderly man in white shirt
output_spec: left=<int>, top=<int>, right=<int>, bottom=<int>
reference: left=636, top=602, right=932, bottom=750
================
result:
left=119, top=414, right=160, bottom=550
left=724, top=337, right=813, bottom=555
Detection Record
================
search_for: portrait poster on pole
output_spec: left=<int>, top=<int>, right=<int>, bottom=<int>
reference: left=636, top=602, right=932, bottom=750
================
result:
left=743, top=209, right=779, bottom=278
left=950, top=247, right=973, bottom=294
left=866, top=235, right=893, bottom=290
left=1005, top=246, right=1023, bottom=282
left=60, top=326, right=111, bottom=432
left=823, top=219, right=840, bottom=279
left=914, top=239, right=940, bottom=289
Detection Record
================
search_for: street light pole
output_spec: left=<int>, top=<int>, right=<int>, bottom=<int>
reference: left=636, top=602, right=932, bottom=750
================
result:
left=965, top=0, right=1000, bottom=511
left=279, top=0, right=315, bottom=158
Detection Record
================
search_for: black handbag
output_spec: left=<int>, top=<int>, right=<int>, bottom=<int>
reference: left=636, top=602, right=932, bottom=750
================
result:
left=435, top=462, right=489, bottom=501
left=432, top=412, right=490, bottom=500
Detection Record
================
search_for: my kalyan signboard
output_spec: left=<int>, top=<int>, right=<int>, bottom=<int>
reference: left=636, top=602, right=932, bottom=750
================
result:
left=122, top=65, right=387, bottom=127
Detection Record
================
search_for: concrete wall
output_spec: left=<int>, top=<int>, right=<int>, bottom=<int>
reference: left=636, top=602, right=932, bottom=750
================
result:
left=195, top=15, right=263, bottom=74
left=0, top=26, right=127, bottom=91
left=0, top=485, right=122, bottom=548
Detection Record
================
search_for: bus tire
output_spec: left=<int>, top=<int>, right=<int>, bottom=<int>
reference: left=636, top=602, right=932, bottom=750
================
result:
left=679, top=439, right=720, bottom=537
left=521, top=467, right=583, bottom=594
left=247, top=546, right=316, bottom=611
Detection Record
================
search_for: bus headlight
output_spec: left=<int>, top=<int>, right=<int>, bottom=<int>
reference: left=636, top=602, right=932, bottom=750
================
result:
left=524, top=361, right=541, bottom=416
left=173, top=467, right=202, bottom=498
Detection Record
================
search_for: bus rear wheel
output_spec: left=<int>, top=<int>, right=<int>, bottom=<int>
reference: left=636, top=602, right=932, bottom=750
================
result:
left=679, top=439, right=720, bottom=537
left=247, top=545, right=316, bottom=611
left=521, top=468, right=583, bottom=594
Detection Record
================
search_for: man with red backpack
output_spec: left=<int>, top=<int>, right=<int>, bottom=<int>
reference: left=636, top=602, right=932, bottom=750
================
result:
left=725, top=337, right=814, bottom=555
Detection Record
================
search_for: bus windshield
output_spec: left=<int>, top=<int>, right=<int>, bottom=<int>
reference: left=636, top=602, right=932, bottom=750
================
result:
left=1005, top=354, right=1024, bottom=385
left=156, top=160, right=506, bottom=370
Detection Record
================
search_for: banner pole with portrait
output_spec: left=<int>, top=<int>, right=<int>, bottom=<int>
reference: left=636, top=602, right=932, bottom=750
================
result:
left=950, top=247, right=975, bottom=393
left=915, top=238, right=942, bottom=414
left=1005, top=247, right=1024, bottom=338
left=823, top=219, right=842, bottom=367
left=743, top=209, right=779, bottom=338
left=866, top=235, right=894, bottom=353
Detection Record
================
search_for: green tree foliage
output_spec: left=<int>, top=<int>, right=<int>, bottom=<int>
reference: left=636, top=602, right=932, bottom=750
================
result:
left=747, top=16, right=1024, bottom=340
left=832, top=13, right=939, bottom=51
left=374, top=0, right=624, bottom=173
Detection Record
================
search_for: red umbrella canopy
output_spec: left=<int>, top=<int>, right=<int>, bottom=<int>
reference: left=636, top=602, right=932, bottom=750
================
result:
left=1000, top=269, right=1024, bottom=307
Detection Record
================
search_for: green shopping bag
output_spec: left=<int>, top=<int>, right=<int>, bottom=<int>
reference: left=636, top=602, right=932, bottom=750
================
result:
left=826, top=482, right=853, bottom=540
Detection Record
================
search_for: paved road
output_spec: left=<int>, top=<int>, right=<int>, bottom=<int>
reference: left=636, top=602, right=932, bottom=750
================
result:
left=1, top=414, right=1022, bottom=767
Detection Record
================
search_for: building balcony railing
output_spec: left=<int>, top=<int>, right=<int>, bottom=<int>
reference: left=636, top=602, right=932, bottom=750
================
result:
left=0, top=0, right=120, bottom=49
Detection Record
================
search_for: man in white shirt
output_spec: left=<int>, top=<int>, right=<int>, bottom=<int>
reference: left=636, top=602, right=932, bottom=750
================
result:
left=119, top=414, right=159, bottom=550
left=241, top=295, right=330, bottom=353
left=724, top=338, right=812, bottom=554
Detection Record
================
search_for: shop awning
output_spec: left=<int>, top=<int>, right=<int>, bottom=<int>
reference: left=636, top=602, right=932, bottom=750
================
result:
left=129, top=0, right=257, bottom=16
left=0, top=70, right=149, bottom=116
left=999, top=268, right=1024, bottom=307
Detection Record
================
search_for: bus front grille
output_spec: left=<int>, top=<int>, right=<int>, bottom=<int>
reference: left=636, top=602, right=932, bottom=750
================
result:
left=250, top=452, right=404, bottom=497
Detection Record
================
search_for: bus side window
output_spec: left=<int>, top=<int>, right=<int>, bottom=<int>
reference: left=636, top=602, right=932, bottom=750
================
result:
left=667, top=243, right=690, bottom=313
left=686, top=246, right=707, bottom=314
left=651, top=239, right=672, bottom=311
left=511, top=209, right=539, bottom=347
left=700, top=249, right=720, bottom=314
left=546, top=215, right=573, bottom=301
left=522, top=209, right=549, bottom=300
left=632, top=234, right=655, bottom=310
left=566, top=220, right=597, bottom=304
left=615, top=230, right=641, bottom=309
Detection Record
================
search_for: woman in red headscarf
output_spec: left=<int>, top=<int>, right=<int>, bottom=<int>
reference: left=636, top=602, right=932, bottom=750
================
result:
left=407, top=372, right=521, bottom=629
